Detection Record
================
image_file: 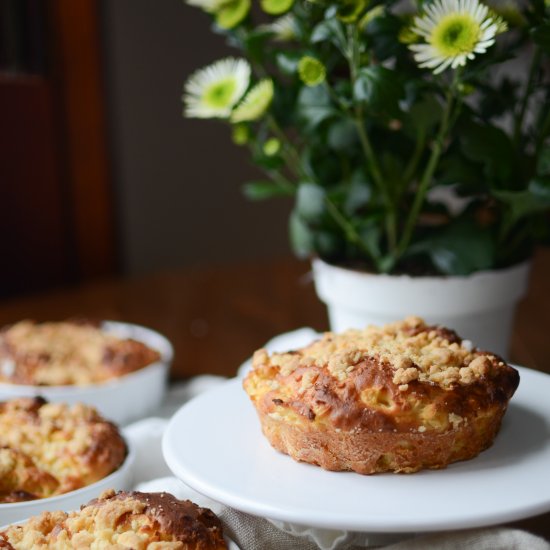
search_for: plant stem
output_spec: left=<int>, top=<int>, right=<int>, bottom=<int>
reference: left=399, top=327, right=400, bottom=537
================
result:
left=266, top=114, right=312, bottom=181
left=346, top=24, right=397, bottom=253
left=323, top=196, right=374, bottom=258
left=268, top=170, right=297, bottom=193
left=535, top=106, right=550, bottom=160
left=514, top=47, right=542, bottom=145
left=402, top=128, right=425, bottom=190
left=396, top=86, right=456, bottom=261
left=265, top=107, right=376, bottom=262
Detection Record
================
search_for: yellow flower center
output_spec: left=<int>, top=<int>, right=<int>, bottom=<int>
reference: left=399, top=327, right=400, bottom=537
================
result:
left=203, top=78, right=237, bottom=108
left=430, top=14, right=481, bottom=56
left=298, top=56, right=326, bottom=87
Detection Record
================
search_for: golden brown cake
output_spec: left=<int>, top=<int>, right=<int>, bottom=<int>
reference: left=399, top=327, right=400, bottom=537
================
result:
left=0, top=490, right=228, bottom=550
left=243, top=316, right=519, bottom=474
left=0, top=320, right=161, bottom=385
left=0, top=397, right=127, bottom=502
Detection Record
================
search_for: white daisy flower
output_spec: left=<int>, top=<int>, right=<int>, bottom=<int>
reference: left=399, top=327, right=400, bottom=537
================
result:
left=185, top=0, right=226, bottom=13
left=183, top=58, right=251, bottom=119
left=409, top=0, right=502, bottom=74
left=231, top=79, right=275, bottom=123
left=261, top=14, right=297, bottom=41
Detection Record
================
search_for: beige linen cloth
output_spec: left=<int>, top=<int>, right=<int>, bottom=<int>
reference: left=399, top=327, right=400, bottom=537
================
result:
left=124, top=371, right=550, bottom=550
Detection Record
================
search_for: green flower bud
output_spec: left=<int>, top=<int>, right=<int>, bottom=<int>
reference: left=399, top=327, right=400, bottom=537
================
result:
left=232, top=124, right=250, bottom=145
left=297, top=56, right=326, bottom=87
left=263, top=138, right=281, bottom=156
left=398, top=25, right=419, bottom=45
left=457, top=82, right=475, bottom=96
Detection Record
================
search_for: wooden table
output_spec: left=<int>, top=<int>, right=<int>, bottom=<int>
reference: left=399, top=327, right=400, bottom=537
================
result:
left=1, top=252, right=549, bottom=540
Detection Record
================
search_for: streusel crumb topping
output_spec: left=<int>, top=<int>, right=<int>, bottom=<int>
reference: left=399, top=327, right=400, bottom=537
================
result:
left=0, top=320, right=160, bottom=385
left=252, top=316, right=502, bottom=390
left=0, top=490, right=227, bottom=549
left=0, top=397, right=127, bottom=502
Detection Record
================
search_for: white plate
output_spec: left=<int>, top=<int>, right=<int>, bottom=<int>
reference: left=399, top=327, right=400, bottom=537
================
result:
left=163, top=367, right=550, bottom=533
left=0, top=321, right=173, bottom=425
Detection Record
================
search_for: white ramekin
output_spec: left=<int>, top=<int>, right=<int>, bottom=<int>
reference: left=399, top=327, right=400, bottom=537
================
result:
left=0, top=321, right=174, bottom=425
left=0, top=438, right=135, bottom=525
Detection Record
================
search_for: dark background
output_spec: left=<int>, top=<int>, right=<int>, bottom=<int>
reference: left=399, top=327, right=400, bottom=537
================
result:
left=0, top=0, right=292, bottom=299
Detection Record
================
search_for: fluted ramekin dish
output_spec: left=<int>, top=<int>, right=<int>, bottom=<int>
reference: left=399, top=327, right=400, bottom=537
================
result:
left=0, top=321, right=173, bottom=425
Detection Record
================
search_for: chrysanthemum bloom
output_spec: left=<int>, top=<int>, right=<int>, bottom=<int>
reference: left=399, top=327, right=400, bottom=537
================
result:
left=298, top=56, right=326, bottom=87
left=186, top=0, right=226, bottom=13
left=409, top=0, right=502, bottom=74
left=183, top=58, right=251, bottom=118
left=260, top=0, right=294, bottom=15
left=231, top=79, right=275, bottom=123
left=215, top=0, right=250, bottom=29
left=262, top=14, right=297, bottom=41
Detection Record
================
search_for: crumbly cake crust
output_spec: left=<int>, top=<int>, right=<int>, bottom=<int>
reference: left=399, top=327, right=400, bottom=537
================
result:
left=0, top=320, right=161, bottom=386
left=0, top=397, right=127, bottom=502
left=243, top=316, right=519, bottom=474
left=0, top=490, right=227, bottom=550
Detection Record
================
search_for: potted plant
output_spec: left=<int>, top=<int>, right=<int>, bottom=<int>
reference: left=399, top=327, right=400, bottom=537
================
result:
left=182, top=0, right=550, bottom=356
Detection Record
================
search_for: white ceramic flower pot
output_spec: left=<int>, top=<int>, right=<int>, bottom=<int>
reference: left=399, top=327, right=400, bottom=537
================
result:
left=312, top=258, right=532, bottom=358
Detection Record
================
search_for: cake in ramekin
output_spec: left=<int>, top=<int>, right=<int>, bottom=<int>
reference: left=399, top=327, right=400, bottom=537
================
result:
left=0, top=320, right=172, bottom=425
left=243, top=316, right=519, bottom=474
left=0, top=490, right=227, bottom=549
left=0, top=397, right=127, bottom=503
left=0, top=320, right=161, bottom=386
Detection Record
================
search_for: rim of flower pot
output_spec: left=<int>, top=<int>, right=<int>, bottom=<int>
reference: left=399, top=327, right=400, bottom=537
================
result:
left=311, top=257, right=532, bottom=317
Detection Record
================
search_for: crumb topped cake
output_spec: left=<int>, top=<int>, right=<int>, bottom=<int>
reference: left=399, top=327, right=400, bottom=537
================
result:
left=0, top=320, right=161, bottom=386
left=0, top=397, right=127, bottom=502
left=243, top=316, right=519, bottom=474
left=0, top=490, right=227, bottom=550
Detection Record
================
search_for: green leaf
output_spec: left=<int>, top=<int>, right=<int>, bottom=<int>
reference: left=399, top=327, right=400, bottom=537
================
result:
left=357, top=219, right=381, bottom=260
left=459, top=122, right=515, bottom=184
left=344, top=174, right=371, bottom=214
left=537, top=147, right=550, bottom=176
left=302, top=142, right=343, bottom=185
left=275, top=51, right=301, bottom=76
left=407, top=95, right=443, bottom=134
left=438, top=154, right=484, bottom=188
left=314, top=231, right=343, bottom=257
left=289, top=210, right=314, bottom=258
left=242, top=181, right=294, bottom=200
left=242, top=28, right=273, bottom=62
left=310, top=19, right=347, bottom=55
left=380, top=151, right=404, bottom=187
left=531, top=22, right=550, bottom=55
left=493, top=177, right=550, bottom=226
left=411, top=219, right=496, bottom=276
left=327, top=117, right=358, bottom=151
left=296, top=85, right=335, bottom=130
left=296, top=182, right=325, bottom=223
left=477, top=79, right=519, bottom=121
left=215, top=0, right=250, bottom=29
left=363, top=13, right=402, bottom=61
left=353, top=67, right=403, bottom=116
left=252, top=152, right=284, bottom=170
